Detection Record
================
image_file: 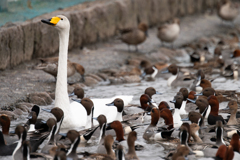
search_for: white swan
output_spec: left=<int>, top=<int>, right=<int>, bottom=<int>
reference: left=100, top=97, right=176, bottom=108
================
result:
left=41, top=15, right=87, bottom=129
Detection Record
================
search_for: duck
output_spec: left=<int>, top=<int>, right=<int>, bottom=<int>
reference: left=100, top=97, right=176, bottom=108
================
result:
left=144, top=87, right=162, bottom=103
left=159, top=108, right=174, bottom=130
left=182, top=111, right=204, bottom=128
left=139, top=94, right=155, bottom=112
left=25, top=105, right=41, bottom=132
left=171, top=145, right=190, bottom=160
left=161, top=64, right=194, bottom=87
left=40, top=118, right=57, bottom=155
left=72, top=98, right=94, bottom=128
left=0, top=114, right=19, bottom=144
left=158, top=101, right=171, bottom=111
left=41, top=107, right=64, bottom=133
left=225, top=101, right=240, bottom=125
left=157, top=18, right=180, bottom=47
left=189, top=69, right=206, bottom=92
left=179, top=126, right=192, bottom=152
left=143, top=108, right=174, bottom=140
left=141, top=65, right=158, bottom=80
left=69, top=86, right=84, bottom=99
left=119, top=22, right=148, bottom=52
left=169, top=95, right=184, bottom=128
left=218, top=0, right=239, bottom=22
left=196, top=79, right=212, bottom=90
left=125, top=131, right=139, bottom=160
left=230, top=133, right=240, bottom=152
left=93, top=98, right=124, bottom=124
left=81, top=135, right=115, bottom=160
left=170, top=93, right=187, bottom=115
left=66, top=130, right=80, bottom=160
left=185, top=91, right=199, bottom=113
left=41, top=15, right=89, bottom=129
left=179, top=123, right=191, bottom=143
left=12, top=125, right=29, bottom=160
left=207, top=95, right=225, bottom=125
left=215, top=120, right=226, bottom=147
left=189, top=123, right=203, bottom=143
left=215, top=145, right=234, bottom=160
left=179, top=88, right=189, bottom=101
left=36, top=57, right=85, bottom=82
left=69, top=85, right=133, bottom=109
left=0, top=131, right=18, bottom=156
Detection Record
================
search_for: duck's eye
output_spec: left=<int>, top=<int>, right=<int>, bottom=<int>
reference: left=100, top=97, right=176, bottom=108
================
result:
left=61, top=18, right=63, bottom=20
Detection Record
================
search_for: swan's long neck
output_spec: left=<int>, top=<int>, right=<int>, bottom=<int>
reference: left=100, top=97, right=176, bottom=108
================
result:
left=55, top=29, right=70, bottom=114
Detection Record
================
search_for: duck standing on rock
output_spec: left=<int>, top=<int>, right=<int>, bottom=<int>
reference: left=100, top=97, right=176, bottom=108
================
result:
left=119, top=22, right=148, bottom=52
left=218, top=0, right=239, bottom=23
left=157, top=18, right=180, bottom=48
left=36, top=57, right=85, bottom=82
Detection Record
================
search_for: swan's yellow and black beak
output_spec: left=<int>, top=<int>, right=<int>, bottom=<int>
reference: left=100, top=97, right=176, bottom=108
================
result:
left=41, top=17, right=61, bottom=26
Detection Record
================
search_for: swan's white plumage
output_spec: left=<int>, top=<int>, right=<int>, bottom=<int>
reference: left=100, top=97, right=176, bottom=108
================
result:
left=48, top=15, right=87, bottom=129
left=92, top=95, right=133, bottom=124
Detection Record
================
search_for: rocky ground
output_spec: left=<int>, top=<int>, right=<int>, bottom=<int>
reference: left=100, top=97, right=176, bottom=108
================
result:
left=0, top=11, right=240, bottom=113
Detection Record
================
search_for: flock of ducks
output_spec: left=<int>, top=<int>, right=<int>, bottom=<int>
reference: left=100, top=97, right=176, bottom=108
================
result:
left=1, top=0, right=240, bottom=160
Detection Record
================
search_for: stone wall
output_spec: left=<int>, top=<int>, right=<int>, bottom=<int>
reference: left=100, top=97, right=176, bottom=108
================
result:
left=0, top=0, right=219, bottom=70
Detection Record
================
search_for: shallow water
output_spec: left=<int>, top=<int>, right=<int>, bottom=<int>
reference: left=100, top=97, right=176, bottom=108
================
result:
left=0, top=0, right=94, bottom=26
left=2, top=74, right=240, bottom=159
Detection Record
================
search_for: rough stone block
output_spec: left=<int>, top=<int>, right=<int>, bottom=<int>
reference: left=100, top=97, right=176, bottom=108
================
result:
left=8, top=25, right=24, bottom=67
left=28, top=92, right=53, bottom=105
left=21, top=21, right=34, bottom=61
left=32, top=19, right=58, bottom=58
left=0, top=28, right=10, bottom=70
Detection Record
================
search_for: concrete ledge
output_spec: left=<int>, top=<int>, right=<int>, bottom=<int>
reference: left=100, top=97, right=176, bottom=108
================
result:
left=0, top=0, right=219, bottom=70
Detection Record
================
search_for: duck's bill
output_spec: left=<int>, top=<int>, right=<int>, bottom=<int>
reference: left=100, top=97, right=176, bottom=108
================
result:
left=156, top=91, right=162, bottom=95
left=72, top=99, right=81, bottom=103
left=181, top=117, right=189, bottom=121
left=194, top=93, right=203, bottom=96
left=170, top=99, right=176, bottom=103
left=68, top=92, right=75, bottom=97
left=42, top=108, right=51, bottom=113
left=106, top=102, right=114, bottom=106
left=187, top=98, right=196, bottom=103
left=92, top=117, right=98, bottom=120
left=161, top=69, right=169, bottom=74
left=27, top=112, right=33, bottom=119
left=140, top=72, right=146, bottom=78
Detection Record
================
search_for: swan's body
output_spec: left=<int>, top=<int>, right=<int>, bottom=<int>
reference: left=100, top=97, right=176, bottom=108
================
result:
left=92, top=96, right=133, bottom=124
left=42, top=16, right=87, bottom=130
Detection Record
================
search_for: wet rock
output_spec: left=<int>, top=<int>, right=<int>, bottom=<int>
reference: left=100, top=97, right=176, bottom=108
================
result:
left=124, top=75, right=141, bottom=83
left=109, top=75, right=141, bottom=84
left=0, top=111, right=18, bottom=120
left=32, top=19, right=58, bottom=58
left=15, top=104, right=30, bottom=112
left=13, top=108, right=24, bottom=116
left=126, top=59, right=141, bottom=67
left=48, top=92, right=55, bottom=100
left=0, top=28, right=10, bottom=69
left=28, top=92, right=53, bottom=105
left=96, top=73, right=108, bottom=81
left=87, top=73, right=103, bottom=82
left=84, top=76, right=99, bottom=86
left=21, top=21, right=34, bottom=61
left=15, top=102, right=35, bottom=109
